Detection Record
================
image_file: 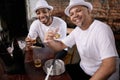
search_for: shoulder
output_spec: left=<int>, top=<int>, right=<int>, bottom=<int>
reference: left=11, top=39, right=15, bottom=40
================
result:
left=94, top=20, right=110, bottom=29
left=93, top=20, right=114, bottom=38
left=32, top=19, right=41, bottom=25
left=29, top=19, right=41, bottom=30
left=69, top=27, right=79, bottom=35
left=92, top=20, right=112, bottom=32
left=30, top=19, right=42, bottom=27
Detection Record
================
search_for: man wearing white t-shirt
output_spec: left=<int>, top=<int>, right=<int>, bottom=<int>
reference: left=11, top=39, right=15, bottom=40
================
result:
left=25, top=0, right=67, bottom=59
left=44, top=0, right=119, bottom=80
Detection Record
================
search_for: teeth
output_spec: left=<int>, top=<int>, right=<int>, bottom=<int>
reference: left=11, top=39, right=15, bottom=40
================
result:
left=76, top=20, right=79, bottom=23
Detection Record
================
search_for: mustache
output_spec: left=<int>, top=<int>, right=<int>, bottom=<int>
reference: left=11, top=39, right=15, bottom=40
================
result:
left=39, top=16, right=50, bottom=20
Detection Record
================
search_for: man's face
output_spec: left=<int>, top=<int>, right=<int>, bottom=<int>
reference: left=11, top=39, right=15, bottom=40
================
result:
left=69, top=5, right=90, bottom=27
left=36, top=8, right=52, bottom=25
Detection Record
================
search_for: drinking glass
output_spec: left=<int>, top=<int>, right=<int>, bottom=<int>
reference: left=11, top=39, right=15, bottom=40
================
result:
left=33, top=52, right=42, bottom=68
left=48, top=27, right=60, bottom=39
left=28, top=33, right=37, bottom=45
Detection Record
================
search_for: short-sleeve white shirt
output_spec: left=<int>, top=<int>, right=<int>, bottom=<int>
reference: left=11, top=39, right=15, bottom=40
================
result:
left=28, top=16, right=67, bottom=42
left=62, top=20, right=118, bottom=76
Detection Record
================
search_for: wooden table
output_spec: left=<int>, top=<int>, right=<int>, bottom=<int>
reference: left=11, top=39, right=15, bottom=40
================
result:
left=24, top=47, right=72, bottom=80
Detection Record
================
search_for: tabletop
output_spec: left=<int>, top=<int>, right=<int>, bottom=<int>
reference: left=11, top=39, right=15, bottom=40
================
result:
left=24, top=47, right=72, bottom=80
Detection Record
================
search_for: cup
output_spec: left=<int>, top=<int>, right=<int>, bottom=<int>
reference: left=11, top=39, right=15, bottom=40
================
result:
left=25, top=37, right=36, bottom=51
left=28, top=33, right=37, bottom=45
left=33, top=52, right=42, bottom=68
left=34, top=58, right=41, bottom=67
left=54, top=33, right=60, bottom=39
left=48, top=27, right=60, bottom=39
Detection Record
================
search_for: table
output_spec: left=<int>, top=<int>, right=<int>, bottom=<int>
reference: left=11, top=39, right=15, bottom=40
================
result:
left=24, top=47, right=72, bottom=80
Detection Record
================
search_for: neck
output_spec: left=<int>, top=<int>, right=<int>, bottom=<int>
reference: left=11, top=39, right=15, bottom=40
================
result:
left=46, top=17, right=53, bottom=26
left=80, top=17, right=93, bottom=30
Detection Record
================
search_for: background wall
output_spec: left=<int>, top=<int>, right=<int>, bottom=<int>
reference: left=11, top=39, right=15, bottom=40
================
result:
left=26, top=0, right=120, bottom=33
left=26, top=0, right=120, bottom=56
left=0, top=0, right=120, bottom=55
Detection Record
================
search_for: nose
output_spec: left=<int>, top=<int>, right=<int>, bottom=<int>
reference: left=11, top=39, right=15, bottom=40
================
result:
left=73, top=13, right=79, bottom=18
left=37, top=12, right=45, bottom=18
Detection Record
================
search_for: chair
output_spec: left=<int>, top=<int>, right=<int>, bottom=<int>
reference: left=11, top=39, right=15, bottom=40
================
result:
left=63, top=28, right=80, bottom=64
left=63, top=45, right=80, bottom=65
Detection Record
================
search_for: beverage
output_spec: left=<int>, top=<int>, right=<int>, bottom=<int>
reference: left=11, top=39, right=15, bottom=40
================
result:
left=34, top=58, right=41, bottom=67
left=31, top=39, right=36, bottom=44
left=48, top=27, right=60, bottom=39
left=27, top=34, right=37, bottom=44
left=55, top=33, right=60, bottom=39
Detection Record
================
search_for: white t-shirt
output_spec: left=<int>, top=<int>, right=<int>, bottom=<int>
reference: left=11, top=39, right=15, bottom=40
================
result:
left=28, top=16, right=67, bottom=42
left=62, top=20, right=118, bottom=76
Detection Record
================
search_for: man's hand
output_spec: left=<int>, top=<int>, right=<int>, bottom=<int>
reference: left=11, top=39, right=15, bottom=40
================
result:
left=44, top=30, right=56, bottom=43
left=25, top=37, right=36, bottom=50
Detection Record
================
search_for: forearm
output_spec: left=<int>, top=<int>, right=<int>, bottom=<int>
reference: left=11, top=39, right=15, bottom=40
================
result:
left=47, top=40, right=67, bottom=52
left=90, top=57, right=116, bottom=80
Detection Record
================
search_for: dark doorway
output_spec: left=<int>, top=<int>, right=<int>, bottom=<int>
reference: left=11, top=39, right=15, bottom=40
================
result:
left=0, top=0, right=28, bottom=39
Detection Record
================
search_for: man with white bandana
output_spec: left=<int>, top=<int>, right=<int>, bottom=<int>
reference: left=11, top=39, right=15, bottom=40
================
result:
left=44, top=0, right=119, bottom=80
left=25, top=0, right=67, bottom=59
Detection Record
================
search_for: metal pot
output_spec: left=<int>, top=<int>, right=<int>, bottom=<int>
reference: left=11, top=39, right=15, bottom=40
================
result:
left=43, top=59, right=65, bottom=76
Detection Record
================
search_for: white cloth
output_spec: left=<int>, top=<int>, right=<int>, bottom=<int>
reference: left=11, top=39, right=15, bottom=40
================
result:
left=28, top=16, right=67, bottom=43
left=62, top=20, right=118, bottom=77
left=64, top=0, right=93, bottom=16
left=34, top=0, right=53, bottom=12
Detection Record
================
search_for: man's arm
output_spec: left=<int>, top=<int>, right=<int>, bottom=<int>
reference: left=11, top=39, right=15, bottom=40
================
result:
left=46, top=40, right=67, bottom=52
left=90, top=57, right=116, bottom=80
left=44, top=29, right=68, bottom=52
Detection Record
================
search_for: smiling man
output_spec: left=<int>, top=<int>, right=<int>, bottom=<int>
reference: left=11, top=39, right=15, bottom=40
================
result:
left=25, top=0, right=68, bottom=59
left=44, top=0, right=119, bottom=80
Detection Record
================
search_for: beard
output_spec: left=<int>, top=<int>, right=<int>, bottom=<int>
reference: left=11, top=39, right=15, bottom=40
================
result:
left=39, top=16, right=51, bottom=25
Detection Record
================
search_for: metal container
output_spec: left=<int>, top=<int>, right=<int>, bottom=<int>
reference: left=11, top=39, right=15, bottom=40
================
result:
left=43, top=59, right=65, bottom=76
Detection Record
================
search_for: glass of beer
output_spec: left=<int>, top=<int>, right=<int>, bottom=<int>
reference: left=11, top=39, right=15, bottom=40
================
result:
left=34, top=58, right=41, bottom=67
left=28, top=33, right=37, bottom=45
left=48, top=27, right=60, bottom=39
left=55, top=33, right=60, bottom=39
left=33, top=52, right=42, bottom=68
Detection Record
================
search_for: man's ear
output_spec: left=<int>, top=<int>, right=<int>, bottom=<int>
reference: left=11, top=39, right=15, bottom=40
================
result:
left=87, top=9, right=92, bottom=16
left=49, top=10, right=53, bottom=16
left=87, top=9, right=91, bottom=14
